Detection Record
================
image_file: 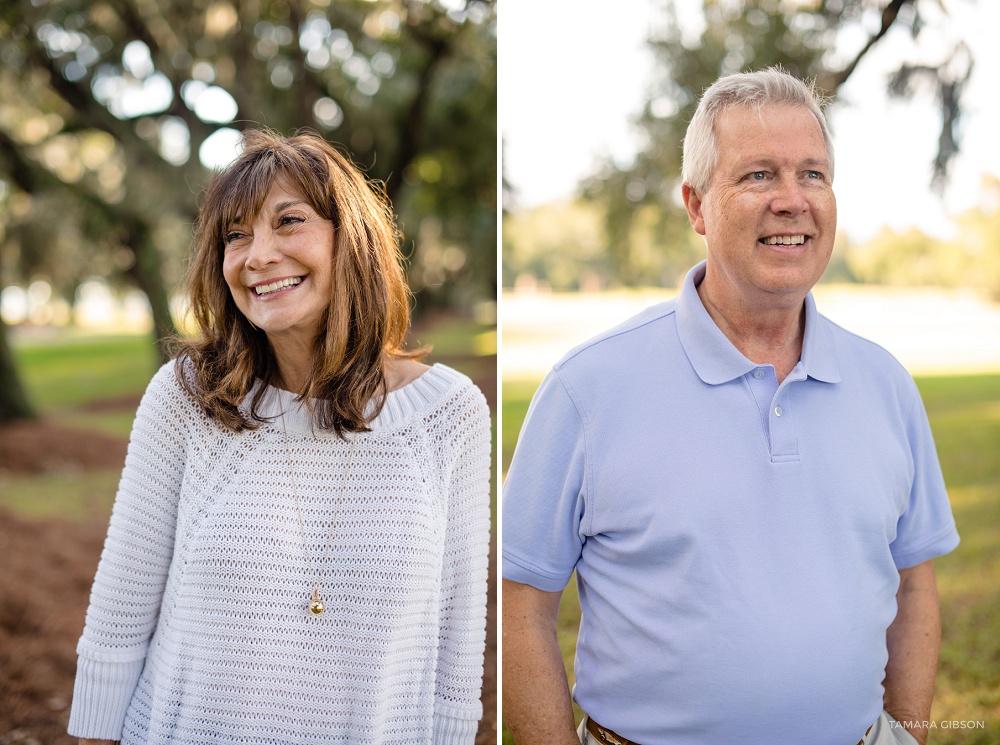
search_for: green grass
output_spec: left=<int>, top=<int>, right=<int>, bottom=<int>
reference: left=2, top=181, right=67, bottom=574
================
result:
left=0, top=470, right=122, bottom=521
left=58, top=409, right=144, bottom=439
left=501, top=373, right=1000, bottom=744
left=1, top=333, right=161, bottom=524
left=15, top=333, right=161, bottom=415
left=412, top=315, right=497, bottom=358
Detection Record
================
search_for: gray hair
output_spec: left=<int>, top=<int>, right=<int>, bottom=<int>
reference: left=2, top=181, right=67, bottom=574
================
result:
left=681, top=67, right=835, bottom=193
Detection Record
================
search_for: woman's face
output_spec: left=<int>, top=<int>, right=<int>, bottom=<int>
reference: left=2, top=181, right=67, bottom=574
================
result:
left=222, top=179, right=335, bottom=349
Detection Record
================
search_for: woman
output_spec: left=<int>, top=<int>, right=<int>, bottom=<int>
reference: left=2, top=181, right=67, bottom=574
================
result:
left=68, top=129, right=491, bottom=744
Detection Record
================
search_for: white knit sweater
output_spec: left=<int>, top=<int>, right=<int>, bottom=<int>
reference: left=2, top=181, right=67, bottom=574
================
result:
left=69, top=360, right=491, bottom=745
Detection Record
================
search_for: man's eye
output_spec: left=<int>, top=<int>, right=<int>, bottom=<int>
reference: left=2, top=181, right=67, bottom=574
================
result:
left=806, top=170, right=823, bottom=180
left=749, top=171, right=767, bottom=181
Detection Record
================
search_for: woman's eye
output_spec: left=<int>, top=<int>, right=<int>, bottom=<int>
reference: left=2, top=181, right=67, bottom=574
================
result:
left=278, top=214, right=304, bottom=227
left=225, top=231, right=246, bottom=245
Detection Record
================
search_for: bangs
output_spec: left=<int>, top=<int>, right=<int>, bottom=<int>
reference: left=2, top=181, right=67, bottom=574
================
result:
left=213, top=154, right=281, bottom=234
left=207, top=139, right=332, bottom=245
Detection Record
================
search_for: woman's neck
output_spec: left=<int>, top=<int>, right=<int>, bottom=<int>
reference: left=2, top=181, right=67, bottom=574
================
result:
left=269, top=334, right=431, bottom=395
left=268, top=335, right=314, bottom=394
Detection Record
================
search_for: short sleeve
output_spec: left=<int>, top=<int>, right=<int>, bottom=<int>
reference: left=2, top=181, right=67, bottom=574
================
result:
left=889, top=389, right=960, bottom=569
left=501, top=369, right=587, bottom=592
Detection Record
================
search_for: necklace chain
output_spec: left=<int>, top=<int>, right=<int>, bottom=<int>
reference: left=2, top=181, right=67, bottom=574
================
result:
left=279, top=409, right=356, bottom=617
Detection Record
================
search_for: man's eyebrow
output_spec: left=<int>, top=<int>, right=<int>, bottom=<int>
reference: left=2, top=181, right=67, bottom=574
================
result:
left=732, top=156, right=777, bottom=169
left=734, top=156, right=830, bottom=170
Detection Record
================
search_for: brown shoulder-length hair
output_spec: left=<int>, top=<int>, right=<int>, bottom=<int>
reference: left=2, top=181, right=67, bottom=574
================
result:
left=174, top=128, right=424, bottom=436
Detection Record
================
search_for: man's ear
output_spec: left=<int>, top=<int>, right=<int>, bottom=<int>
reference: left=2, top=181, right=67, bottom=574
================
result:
left=681, top=183, right=707, bottom=236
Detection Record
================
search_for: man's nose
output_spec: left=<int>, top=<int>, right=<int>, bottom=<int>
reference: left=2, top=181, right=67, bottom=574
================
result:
left=245, top=231, right=281, bottom=270
left=770, top=177, right=809, bottom=215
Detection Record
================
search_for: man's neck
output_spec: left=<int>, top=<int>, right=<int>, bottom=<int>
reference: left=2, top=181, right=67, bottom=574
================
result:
left=696, top=280, right=806, bottom=383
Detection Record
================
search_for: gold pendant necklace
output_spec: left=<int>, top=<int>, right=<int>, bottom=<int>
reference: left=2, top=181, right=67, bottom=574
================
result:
left=280, top=409, right=356, bottom=617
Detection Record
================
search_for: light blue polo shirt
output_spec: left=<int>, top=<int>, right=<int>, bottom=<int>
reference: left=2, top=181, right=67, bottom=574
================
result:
left=502, top=262, right=959, bottom=745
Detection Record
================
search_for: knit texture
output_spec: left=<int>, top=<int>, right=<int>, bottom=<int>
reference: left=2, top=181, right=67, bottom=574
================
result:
left=69, top=360, right=491, bottom=745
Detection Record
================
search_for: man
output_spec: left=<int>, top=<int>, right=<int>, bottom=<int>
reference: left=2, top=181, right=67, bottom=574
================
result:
left=502, top=68, right=959, bottom=745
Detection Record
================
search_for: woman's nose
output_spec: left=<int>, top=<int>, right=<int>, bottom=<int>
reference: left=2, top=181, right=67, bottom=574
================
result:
left=244, top=231, right=281, bottom=270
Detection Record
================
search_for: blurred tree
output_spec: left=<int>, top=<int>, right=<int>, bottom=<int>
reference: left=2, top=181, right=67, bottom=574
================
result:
left=0, top=312, right=33, bottom=423
left=842, top=176, right=1000, bottom=297
left=0, top=0, right=495, bottom=420
left=948, top=175, right=1000, bottom=300
left=502, top=200, right=609, bottom=291
left=847, top=225, right=948, bottom=286
left=581, top=0, right=973, bottom=286
left=502, top=198, right=704, bottom=291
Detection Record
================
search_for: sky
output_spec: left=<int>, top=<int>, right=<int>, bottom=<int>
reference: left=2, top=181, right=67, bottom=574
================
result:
left=500, top=0, right=1000, bottom=242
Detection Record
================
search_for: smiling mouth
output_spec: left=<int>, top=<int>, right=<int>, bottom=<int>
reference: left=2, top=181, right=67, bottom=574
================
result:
left=760, top=235, right=807, bottom=246
left=254, top=277, right=302, bottom=296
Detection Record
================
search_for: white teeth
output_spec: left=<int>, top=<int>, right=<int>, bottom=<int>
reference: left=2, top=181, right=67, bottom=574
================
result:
left=254, top=277, right=302, bottom=295
left=762, top=235, right=806, bottom=245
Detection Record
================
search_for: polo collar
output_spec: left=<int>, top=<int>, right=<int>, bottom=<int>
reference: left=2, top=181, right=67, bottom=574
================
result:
left=675, top=261, right=841, bottom=385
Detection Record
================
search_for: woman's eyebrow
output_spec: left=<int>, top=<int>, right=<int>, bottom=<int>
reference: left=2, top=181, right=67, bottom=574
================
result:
left=229, top=200, right=308, bottom=226
left=272, top=199, right=307, bottom=212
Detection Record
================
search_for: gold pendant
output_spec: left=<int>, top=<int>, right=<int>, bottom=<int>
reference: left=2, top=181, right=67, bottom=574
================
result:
left=308, top=589, right=325, bottom=616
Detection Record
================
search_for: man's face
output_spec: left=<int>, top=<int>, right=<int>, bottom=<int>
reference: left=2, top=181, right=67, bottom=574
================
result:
left=683, top=104, right=836, bottom=308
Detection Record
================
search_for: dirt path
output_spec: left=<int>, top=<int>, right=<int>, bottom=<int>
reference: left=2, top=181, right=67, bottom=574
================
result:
left=0, top=362, right=498, bottom=744
left=0, top=509, right=105, bottom=744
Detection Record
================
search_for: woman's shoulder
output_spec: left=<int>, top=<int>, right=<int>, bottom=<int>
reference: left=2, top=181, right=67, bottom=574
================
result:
left=385, top=358, right=432, bottom=392
left=409, top=363, right=486, bottom=408
left=372, top=363, right=489, bottom=431
left=145, top=355, right=194, bottom=394
left=143, top=356, right=182, bottom=393
left=136, top=356, right=206, bottom=418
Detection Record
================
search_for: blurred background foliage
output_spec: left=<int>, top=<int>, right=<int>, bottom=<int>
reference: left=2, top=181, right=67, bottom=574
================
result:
left=502, top=0, right=1000, bottom=299
left=0, top=0, right=496, bottom=423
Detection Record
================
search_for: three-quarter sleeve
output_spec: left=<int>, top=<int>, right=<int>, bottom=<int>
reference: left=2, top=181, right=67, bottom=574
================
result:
left=68, top=362, right=188, bottom=740
left=432, top=384, right=492, bottom=744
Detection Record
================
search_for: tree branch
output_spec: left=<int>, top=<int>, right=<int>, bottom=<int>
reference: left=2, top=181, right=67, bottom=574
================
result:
left=822, top=0, right=914, bottom=93
left=106, top=0, right=227, bottom=154
left=288, top=0, right=321, bottom=129
left=384, top=9, right=457, bottom=203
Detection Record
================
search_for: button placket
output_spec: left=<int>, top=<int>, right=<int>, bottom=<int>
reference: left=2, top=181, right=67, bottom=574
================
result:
left=768, top=387, right=799, bottom=461
left=745, top=367, right=777, bottom=444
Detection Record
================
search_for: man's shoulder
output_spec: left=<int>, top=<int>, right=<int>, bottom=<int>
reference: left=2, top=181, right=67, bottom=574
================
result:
left=816, top=311, right=920, bottom=400
left=553, top=298, right=679, bottom=377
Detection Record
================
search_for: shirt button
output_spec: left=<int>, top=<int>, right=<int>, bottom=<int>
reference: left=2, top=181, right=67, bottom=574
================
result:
left=774, top=405, right=783, bottom=417
left=753, top=370, right=764, bottom=379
